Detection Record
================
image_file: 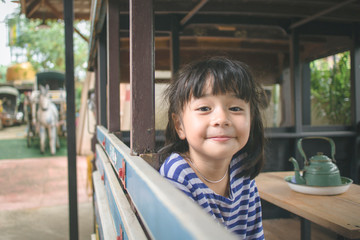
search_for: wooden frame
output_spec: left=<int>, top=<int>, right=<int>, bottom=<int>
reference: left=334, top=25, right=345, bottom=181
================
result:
left=57, top=0, right=360, bottom=238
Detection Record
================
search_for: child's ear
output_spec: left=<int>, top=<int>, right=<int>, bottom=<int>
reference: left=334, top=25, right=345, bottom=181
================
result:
left=172, top=113, right=186, bottom=140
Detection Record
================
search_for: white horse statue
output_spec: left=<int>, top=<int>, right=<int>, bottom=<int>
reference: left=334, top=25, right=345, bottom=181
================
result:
left=37, top=85, right=60, bottom=155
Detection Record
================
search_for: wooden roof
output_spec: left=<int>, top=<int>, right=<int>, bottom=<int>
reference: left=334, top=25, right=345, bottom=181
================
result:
left=20, top=0, right=360, bottom=25
left=20, top=0, right=360, bottom=82
left=20, top=0, right=91, bottom=20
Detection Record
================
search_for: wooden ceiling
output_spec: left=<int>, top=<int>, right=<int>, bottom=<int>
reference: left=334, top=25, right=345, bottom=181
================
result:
left=20, top=0, right=91, bottom=20
left=21, top=0, right=360, bottom=23
left=20, top=0, right=360, bottom=83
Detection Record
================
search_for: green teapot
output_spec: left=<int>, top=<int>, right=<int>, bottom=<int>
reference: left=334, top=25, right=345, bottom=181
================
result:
left=289, top=137, right=342, bottom=186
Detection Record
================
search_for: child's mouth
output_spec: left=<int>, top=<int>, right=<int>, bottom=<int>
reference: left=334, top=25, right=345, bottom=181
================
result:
left=209, top=136, right=232, bottom=142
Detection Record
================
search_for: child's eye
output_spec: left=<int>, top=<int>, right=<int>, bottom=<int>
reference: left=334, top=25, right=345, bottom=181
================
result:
left=197, top=106, right=211, bottom=111
left=229, top=106, right=242, bottom=112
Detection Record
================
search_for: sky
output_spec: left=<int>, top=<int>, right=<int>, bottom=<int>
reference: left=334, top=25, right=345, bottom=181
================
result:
left=0, top=1, right=20, bottom=66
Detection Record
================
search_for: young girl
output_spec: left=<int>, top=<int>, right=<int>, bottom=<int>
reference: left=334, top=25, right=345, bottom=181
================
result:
left=159, top=57, right=266, bottom=239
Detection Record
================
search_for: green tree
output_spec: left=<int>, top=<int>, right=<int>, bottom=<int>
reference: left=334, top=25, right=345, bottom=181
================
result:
left=6, top=11, right=89, bottom=80
left=310, top=52, right=351, bottom=125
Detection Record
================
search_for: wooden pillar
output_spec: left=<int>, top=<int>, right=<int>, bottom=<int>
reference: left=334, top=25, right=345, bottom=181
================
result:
left=92, top=65, right=99, bottom=153
left=280, top=68, right=292, bottom=127
left=106, top=0, right=120, bottom=134
left=302, top=62, right=311, bottom=126
left=351, top=26, right=360, bottom=125
left=130, top=0, right=155, bottom=154
left=351, top=25, right=360, bottom=183
left=98, top=23, right=107, bottom=128
left=290, top=30, right=302, bottom=133
left=290, top=30, right=303, bottom=162
left=170, top=15, right=180, bottom=75
left=94, top=66, right=100, bottom=130
left=63, top=0, right=78, bottom=239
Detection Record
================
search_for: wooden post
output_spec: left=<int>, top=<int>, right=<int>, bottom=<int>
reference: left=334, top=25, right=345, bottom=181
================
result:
left=302, top=63, right=311, bottom=125
left=106, top=0, right=121, bottom=135
left=170, top=15, right=180, bottom=75
left=290, top=30, right=302, bottom=163
left=98, top=23, right=107, bottom=128
left=351, top=26, right=360, bottom=125
left=92, top=66, right=99, bottom=153
left=63, top=0, right=78, bottom=239
left=94, top=66, right=100, bottom=130
left=351, top=25, right=360, bottom=183
left=129, top=0, right=155, bottom=154
left=290, top=30, right=302, bottom=134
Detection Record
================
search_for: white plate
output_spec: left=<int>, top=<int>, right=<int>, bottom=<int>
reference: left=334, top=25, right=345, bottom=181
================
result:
left=284, top=176, right=353, bottom=195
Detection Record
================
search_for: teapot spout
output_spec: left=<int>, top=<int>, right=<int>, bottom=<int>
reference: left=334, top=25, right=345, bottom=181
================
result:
left=289, top=157, right=306, bottom=185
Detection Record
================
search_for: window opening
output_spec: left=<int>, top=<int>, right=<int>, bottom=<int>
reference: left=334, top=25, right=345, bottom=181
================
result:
left=310, top=51, right=351, bottom=126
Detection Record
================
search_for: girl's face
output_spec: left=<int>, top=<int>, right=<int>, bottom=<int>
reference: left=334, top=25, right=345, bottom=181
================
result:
left=174, top=81, right=251, bottom=163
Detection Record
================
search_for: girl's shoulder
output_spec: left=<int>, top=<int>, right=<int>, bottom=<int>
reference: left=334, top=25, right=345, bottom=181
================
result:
left=230, top=151, right=247, bottom=173
left=159, top=153, right=190, bottom=178
left=159, top=153, right=198, bottom=195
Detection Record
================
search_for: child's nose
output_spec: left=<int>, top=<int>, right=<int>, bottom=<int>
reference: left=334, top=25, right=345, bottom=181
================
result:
left=211, top=108, right=230, bottom=127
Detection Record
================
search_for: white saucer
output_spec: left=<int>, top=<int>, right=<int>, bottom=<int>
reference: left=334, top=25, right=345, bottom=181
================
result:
left=284, top=176, right=353, bottom=195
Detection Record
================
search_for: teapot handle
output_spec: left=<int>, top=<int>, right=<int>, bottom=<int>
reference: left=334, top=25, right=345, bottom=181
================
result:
left=297, top=137, right=336, bottom=165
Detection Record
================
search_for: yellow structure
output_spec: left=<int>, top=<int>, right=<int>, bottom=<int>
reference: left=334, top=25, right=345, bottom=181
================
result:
left=6, top=62, right=36, bottom=83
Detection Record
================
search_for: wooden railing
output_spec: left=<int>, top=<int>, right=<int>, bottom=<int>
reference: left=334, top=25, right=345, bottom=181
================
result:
left=93, top=126, right=237, bottom=240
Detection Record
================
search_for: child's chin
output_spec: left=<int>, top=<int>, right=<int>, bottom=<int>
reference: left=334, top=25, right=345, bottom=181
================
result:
left=211, top=150, right=237, bottom=160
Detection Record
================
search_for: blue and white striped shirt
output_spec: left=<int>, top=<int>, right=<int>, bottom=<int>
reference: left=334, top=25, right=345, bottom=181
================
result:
left=160, top=152, right=264, bottom=239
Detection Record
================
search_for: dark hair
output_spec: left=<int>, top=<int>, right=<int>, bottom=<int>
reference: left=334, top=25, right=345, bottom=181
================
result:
left=159, top=57, right=266, bottom=179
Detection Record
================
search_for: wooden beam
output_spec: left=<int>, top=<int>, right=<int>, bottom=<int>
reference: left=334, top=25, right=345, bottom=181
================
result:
left=44, top=0, right=62, bottom=17
left=74, top=28, right=89, bottom=42
left=44, top=0, right=89, bottom=42
left=180, top=0, right=208, bottom=26
left=26, top=0, right=37, bottom=8
left=27, top=0, right=41, bottom=17
left=20, top=0, right=27, bottom=14
left=289, top=0, right=357, bottom=29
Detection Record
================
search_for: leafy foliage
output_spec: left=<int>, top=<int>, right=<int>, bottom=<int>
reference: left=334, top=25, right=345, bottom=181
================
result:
left=310, top=52, right=351, bottom=125
left=6, top=12, right=89, bottom=80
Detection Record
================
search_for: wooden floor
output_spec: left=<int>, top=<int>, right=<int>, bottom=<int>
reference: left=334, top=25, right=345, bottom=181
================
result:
left=263, top=217, right=337, bottom=240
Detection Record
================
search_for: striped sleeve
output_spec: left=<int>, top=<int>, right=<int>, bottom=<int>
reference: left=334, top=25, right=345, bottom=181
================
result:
left=159, top=154, right=192, bottom=196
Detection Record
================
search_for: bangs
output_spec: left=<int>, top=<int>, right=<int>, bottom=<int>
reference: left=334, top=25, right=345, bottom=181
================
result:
left=184, top=60, right=255, bottom=102
left=169, top=57, right=260, bottom=114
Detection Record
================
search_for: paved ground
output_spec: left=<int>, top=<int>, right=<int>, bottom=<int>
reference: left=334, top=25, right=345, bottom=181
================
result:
left=0, top=202, right=93, bottom=240
left=0, top=124, right=27, bottom=140
left=0, top=125, right=94, bottom=240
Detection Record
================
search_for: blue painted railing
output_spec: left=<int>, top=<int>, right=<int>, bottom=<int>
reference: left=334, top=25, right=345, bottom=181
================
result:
left=94, top=125, right=237, bottom=240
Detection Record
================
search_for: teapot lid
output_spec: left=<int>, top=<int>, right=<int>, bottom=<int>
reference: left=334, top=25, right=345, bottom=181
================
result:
left=309, top=152, right=331, bottom=161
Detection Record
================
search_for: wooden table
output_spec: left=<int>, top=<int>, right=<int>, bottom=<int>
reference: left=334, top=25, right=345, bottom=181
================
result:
left=256, top=171, right=360, bottom=240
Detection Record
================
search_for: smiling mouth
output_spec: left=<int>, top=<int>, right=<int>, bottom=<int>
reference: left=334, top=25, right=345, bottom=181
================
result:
left=209, top=136, right=232, bottom=142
